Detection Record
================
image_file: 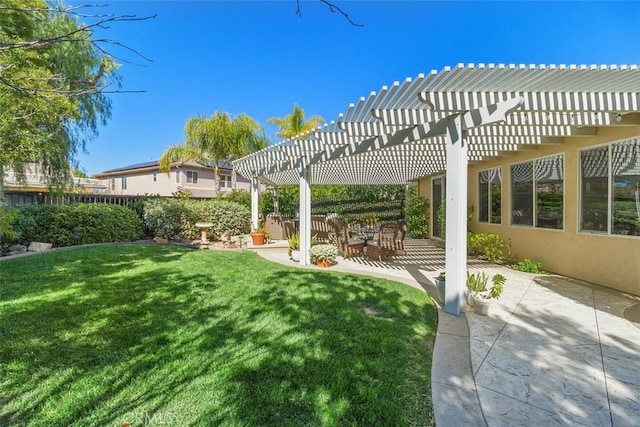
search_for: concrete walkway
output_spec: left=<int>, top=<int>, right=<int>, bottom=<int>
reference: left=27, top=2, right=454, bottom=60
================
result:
left=254, top=241, right=640, bottom=426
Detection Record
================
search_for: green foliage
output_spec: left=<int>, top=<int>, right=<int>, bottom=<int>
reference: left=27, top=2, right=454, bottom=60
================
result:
left=14, top=204, right=143, bottom=247
left=159, top=112, right=267, bottom=191
left=219, top=189, right=251, bottom=208
left=513, top=259, right=547, bottom=274
left=143, top=198, right=250, bottom=240
left=467, top=232, right=506, bottom=262
left=0, top=245, right=436, bottom=425
left=0, top=206, right=21, bottom=244
left=436, top=201, right=446, bottom=239
left=467, top=271, right=505, bottom=299
left=466, top=271, right=489, bottom=294
left=405, top=191, right=429, bottom=238
left=286, top=231, right=317, bottom=256
left=257, top=185, right=405, bottom=223
left=309, top=243, right=338, bottom=263
left=0, top=1, right=122, bottom=192
left=267, top=103, right=325, bottom=139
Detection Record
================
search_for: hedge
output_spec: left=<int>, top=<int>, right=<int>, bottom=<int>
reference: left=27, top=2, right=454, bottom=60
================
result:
left=11, top=204, right=144, bottom=247
left=143, top=198, right=251, bottom=241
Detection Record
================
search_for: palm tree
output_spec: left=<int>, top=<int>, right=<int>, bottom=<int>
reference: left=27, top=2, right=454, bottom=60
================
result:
left=267, top=103, right=325, bottom=139
left=159, top=111, right=267, bottom=191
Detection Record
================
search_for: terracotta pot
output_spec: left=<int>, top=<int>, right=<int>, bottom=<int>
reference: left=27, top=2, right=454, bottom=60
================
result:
left=250, top=232, right=267, bottom=245
left=316, top=259, right=332, bottom=267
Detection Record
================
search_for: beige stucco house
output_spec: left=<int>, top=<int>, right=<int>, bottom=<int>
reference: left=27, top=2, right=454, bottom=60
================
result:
left=94, top=160, right=250, bottom=197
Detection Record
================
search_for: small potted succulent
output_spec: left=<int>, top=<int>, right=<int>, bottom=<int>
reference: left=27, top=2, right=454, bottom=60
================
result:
left=309, top=244, right=338, bottom=267
left=287, top=232, right=317, bottom=262
left=466, top=272, right=506, bottom=315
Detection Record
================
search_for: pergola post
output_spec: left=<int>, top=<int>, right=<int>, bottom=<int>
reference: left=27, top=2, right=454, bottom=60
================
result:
left=250, top=176, right=260, bottom=231
left=272, top=187, right=280, bottom=214
left=444, top=115, right=468, bottom=315
left=299, top=159, right=311, bottom=265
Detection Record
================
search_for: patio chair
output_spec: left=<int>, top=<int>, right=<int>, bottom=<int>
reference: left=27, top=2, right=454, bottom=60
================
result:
left=367, top=222, right=399, bottom=261
left=330, top=218, right=365, bottom=258
left=394, top=219, right=408, bottom=254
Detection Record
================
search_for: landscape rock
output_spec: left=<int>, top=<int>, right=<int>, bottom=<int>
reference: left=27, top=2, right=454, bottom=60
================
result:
left=153, top=237, right=168, bottom=244
left=8, top=244, right=27, bottom=255
left=28, top=242, right=53, bottom=252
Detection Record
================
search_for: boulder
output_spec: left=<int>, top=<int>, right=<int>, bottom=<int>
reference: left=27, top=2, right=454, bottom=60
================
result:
left=8, top=244, right=27, bottom=256
left=28, top=242, right=53, bottom=252
left=153, top=237, right=168, bottom=244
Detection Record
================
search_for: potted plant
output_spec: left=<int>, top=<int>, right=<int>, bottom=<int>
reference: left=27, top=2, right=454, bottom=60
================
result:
left=287, top=232, right=317, bottom=262
left=435, top=271, right=446, bottom=303
left=466, top=272, right=506, bottom=315
left=250, top=219, right=268, bottom=245
left=309, top=244, right=338, bottom=267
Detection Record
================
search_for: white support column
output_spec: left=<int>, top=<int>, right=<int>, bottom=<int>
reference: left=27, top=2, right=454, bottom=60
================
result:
left=444, top=115, right=468, bottom=315
left=273, top=186, right=280, bottom=213
left=299, top=159, right=312, bottom=265
left=250, top=177, right=260, bottom=231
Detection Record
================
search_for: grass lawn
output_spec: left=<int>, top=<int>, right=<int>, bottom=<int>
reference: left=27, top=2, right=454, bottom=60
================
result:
left=0, top=244, right=437, bottom=426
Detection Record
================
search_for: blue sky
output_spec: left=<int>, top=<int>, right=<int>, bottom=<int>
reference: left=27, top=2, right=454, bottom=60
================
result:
left=75, top=1, right=640, bottom=175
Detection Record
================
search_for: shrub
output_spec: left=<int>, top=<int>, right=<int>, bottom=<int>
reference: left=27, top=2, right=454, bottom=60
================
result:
left=404, top=193, right=430, bottom=238
left=309, top=244, right=338, bottom=263
left=219, top=189, right=251, bottom=208
left=0, top=207, right=21, bottom=244
left=14, top=204, right=143, bottom=247
left=513, top=259, right=546, bottom=274
left=467, top=232, right=506, bottom=262
left=143, top=198, right=251, bottom=241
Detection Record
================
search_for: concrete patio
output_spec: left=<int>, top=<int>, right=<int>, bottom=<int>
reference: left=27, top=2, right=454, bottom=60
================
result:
left=255, top=238, right=640, bottom=426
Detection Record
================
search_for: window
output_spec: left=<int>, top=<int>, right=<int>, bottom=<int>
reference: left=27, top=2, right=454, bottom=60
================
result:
left=153, top=172, right=157, bottom=182
left=121, top=176, right=128, bottom=190
left=175, top=170, right=180, bottom=183
left=479, top=167, right=501, bottom=224
left=510, top=154, right=564, bottom=229
left=110, top=178, right=115, bottom=191
left=219, top=174, right=232, bottom=188
left=581, top=138, right=640, bottom=236
left=186, top=170, right=198, bottom=184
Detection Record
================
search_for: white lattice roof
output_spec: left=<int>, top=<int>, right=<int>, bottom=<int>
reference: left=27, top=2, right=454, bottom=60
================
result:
left=233, top=63, right=640, bottom=185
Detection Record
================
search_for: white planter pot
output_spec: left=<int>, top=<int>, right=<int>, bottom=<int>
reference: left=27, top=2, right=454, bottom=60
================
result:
left=472, top=295, right=492, bottom=316
left=291, top=250, right=300, bottom=262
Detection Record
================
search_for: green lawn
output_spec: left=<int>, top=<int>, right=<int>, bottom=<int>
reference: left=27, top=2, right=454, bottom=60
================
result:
left=0, top=245, right=437, bottom=426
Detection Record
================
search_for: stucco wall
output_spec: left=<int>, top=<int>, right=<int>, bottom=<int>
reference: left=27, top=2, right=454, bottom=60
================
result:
left=100, top=166, right=249, bottom=197
left=418, top=125, right=640, bottom=295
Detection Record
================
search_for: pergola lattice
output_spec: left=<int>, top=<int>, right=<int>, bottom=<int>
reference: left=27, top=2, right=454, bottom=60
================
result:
left=233, top=63, right=640, bottom=315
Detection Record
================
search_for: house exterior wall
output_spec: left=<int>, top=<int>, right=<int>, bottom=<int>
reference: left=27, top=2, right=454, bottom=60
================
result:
left=418, top=125, right=640, bottom=295
left=97, top=164, right=250, bottom=197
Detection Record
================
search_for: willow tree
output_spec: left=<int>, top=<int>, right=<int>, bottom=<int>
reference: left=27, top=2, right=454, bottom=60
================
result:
left=159, top=112, right=268, bottom=191
left=0, top=0, right=152, bottom=203
left=267, top=103, right=325, bottom=139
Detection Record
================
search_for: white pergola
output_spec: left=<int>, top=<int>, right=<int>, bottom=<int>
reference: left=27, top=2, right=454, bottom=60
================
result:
left=233, top=63, right=640, bottom=315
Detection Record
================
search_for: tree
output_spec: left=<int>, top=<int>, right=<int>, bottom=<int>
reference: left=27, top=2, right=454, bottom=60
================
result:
left=159, top=112, right=268, bottom=192
left=267, top=103, right=325, bottom=140
left=0, top=0, right=152, bottom=203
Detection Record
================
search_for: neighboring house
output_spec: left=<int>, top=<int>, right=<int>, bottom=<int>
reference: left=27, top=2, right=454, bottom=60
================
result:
left=93, top=160, right=250, bottom=197
left=2, top=163, right=107, bottom=205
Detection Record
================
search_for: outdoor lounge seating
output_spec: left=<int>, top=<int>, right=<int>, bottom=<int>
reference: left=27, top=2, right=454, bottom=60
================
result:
left=310, top=215, right=334, bottom=243
left=265, top=213, right=295, bottom=240
left=330, top=218, right=365, bottom=258
left=367, top=222, right=400, bottom=261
